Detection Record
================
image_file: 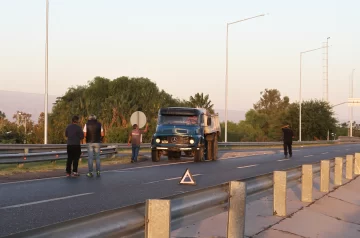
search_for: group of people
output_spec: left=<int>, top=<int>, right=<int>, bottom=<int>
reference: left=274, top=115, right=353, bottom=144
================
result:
left=65, top=114, right=148, bottom=177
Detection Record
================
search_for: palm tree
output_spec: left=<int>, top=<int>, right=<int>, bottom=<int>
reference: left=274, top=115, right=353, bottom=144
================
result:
left=189, top=93, right=215, bottom=113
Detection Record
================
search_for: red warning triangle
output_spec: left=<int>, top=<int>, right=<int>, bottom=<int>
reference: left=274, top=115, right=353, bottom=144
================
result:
left=179, top=168, right=196, bottom=185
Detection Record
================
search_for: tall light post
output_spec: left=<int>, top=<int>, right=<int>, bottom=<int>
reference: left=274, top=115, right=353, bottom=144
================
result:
left=350, top=69, right=355, bottom=137
left=326, top=37, right=330, bottom=140
left=44, top=0, right=49, bottom=144
left=299, top=45, right=328, bottom=141
left=224, top=14, right=265, bottom=142
left=326, top=37, right=330, bottom=101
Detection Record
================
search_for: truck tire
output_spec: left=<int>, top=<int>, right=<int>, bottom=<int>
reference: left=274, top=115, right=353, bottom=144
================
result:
left=213, top=135, right=218, bottom=161
left=206, top=134, right=215, bottom=161
left=194, top=147, right=204, bottom=162
left=151, top=150, right=161, bottom=162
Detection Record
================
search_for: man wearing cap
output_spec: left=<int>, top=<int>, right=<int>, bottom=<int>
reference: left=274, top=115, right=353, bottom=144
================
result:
left=282, top=124, right=294, bottom=158
left=83, top=114, right=104, bottom=177
left=128, top=123, right=149, bottom=163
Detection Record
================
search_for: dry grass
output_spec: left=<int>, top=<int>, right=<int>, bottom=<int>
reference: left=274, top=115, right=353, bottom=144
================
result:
left=0, top=155, right=133, bottom=176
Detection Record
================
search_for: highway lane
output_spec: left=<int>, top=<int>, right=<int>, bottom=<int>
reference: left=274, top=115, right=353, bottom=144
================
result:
left=0, top=143, right=358, bottom=237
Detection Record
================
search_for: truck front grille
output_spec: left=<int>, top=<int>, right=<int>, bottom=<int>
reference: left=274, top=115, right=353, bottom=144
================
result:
left=167, top=136, right=189, bottom=144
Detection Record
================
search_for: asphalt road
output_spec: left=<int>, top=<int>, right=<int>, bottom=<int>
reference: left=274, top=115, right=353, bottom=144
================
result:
left=0, top=143, right=359, bottom=237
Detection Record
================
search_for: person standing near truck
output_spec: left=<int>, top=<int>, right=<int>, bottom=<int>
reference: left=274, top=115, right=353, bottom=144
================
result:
left=128, top=123, right=149, bottom=163
left=83, top=114, right=104, bottom=177
left=65, top=115, right=84, bottom=177
left=282, top=124, right=294, bottom=158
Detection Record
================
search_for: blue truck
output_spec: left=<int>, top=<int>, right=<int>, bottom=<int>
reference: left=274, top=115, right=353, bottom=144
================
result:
left=150, top=107, right=221, bottom=162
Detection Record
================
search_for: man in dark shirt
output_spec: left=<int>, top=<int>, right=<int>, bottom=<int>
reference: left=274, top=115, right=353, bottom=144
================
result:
left=128, top=123, right=148, bottom=163
left=282, top=124, right=294, bottom=158
left=83, top=114, right=104, bottom=177
left=65, top=115, right=84, bottom=177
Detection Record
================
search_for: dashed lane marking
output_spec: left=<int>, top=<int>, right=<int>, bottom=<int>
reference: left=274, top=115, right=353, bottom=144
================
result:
left=0, top=192, right=94, bottom=209
left=237, top=164, right=259, bottom=169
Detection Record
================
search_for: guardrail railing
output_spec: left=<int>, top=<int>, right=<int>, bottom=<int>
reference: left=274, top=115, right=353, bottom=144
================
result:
left=0, top=140, right=334, bottom=154
left=5, top=152, right=360, bottom=238
left=0, top=147, right=117, bottom=164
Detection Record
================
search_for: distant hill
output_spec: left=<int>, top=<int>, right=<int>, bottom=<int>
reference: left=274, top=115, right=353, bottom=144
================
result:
left=0, top=90, right=57, bottom=122
left=0, top=90, right=247, bottom=123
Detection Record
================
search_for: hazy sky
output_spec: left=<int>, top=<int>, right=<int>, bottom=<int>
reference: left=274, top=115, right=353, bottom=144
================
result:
left=1, top=0, right=359, bottom=121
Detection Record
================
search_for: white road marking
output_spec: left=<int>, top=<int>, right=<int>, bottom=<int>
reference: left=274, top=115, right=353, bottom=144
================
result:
left=0, top=176, right=66, bottom=185
left=277, top=159, right=289, bottom=162
left=0, top=193, right=94, bottom=209
left=237, top=164, right=258, bottom=169
left=106, top=161, right=194, bottom=172
left=321, top=152, right=329, bottom=154
left=304, top=155, right=314, bottom=157
left=144, top=174, right=202, bottom=184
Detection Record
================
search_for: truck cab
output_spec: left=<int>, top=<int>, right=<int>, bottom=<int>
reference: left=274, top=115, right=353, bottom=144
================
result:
left=150, top=107, right=221, bottom=162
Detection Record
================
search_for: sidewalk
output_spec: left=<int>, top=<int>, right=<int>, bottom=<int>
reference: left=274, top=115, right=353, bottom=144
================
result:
left=171, top=168, right=360, bottom=238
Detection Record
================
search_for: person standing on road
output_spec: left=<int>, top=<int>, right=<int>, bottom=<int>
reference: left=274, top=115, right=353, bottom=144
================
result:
left=65, top=115, right=84, bottom=177
left=83, top=114, right=104, bottom=177
left=128, top=123, right=149, bottom=163
left=282, top=124, right=294, bottom=158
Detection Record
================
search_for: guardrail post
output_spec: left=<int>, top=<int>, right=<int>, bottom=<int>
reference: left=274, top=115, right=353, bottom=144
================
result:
left=320, top=160, right=330, bottom=192
left=355, top=153, right=360, bottom=175
left=346, top=155, right=354, bottom=180
left=335, top=157, right=343, bottom=186
left=301, top=164, right=313, bottom=202
left=273, top=171, right=287, bottom=217
left=18, top=148, right=29, bottom=168
left=145, top=199, right=170, bottom=238
left=227, top=181, right=246, bottom=238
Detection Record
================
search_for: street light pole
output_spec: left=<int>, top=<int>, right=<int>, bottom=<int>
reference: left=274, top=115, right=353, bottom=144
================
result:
left=224, top=14, right=265, bottom=142
left=44, top=0, right=49, bottom=144
left=299, top=46, right=328, bottom=141
left=350, top=69, right=355, bottom=137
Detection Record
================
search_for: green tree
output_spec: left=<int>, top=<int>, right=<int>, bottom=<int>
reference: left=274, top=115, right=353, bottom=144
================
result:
left=49, top=76, right=186, bottom=143
left=253, top=89, right=290, bottom=140
left=0, top=110, right=5, bottom=119
left=188, top=93, right=215, bottom=113
left=283, top=100, right=337, bottom=140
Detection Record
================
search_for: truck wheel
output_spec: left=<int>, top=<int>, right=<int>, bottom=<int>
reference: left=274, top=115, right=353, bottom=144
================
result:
left=213, top=135, right=218, bottom=161
left=206, top=134, right=215, bottom=161
left=194, top=148, right=204, bottom=162
left=151, top=150, right=161, bottom=162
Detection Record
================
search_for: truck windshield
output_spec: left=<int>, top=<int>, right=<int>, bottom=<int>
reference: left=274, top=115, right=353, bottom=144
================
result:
left=158, top=115, right=199, bottom=125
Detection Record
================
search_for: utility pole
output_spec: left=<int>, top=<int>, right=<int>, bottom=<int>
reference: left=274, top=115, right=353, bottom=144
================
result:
left=350, top=69, right=355, bottom=137
left=44, top=0, right=49, bottom=144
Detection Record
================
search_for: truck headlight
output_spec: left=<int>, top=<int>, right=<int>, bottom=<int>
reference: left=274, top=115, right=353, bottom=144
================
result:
left=189, top=139, right=195, bottom=144
left=155, top=138, right=161, bottom=143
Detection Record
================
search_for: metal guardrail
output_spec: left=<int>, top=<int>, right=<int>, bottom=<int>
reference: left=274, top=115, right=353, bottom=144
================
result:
left=0, top=147, right=117, bottom=164
left=0, top=140, right=333, bottom=154
left=0, top=141, right=334, bottom=164
left=4, top=158, right=337, bottom=238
